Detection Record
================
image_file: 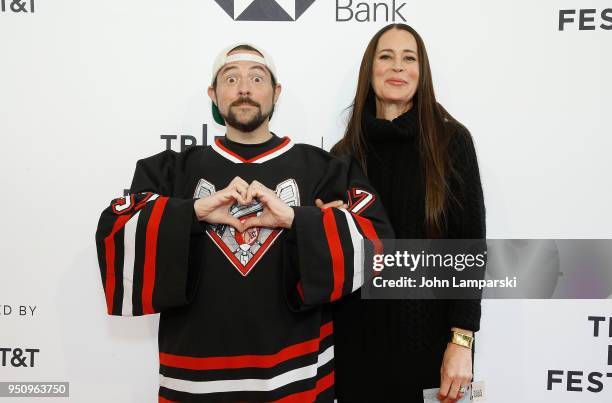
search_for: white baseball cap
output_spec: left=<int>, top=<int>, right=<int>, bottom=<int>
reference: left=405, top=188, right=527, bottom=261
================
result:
left=211, top=43, right=278, bottom=125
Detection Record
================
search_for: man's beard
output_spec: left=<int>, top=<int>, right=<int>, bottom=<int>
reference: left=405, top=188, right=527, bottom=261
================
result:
left=223, top=97, right=272, bottom=133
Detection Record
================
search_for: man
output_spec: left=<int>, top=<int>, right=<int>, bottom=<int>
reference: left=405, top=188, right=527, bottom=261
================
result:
left=95, top=43, right=393, bottom=402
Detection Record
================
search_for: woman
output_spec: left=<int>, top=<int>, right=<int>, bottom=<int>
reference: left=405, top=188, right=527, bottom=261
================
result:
left=322, top=24, right=486, bottom=403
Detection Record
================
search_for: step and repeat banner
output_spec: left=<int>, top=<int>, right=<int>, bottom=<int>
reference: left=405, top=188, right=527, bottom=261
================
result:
left=1, top=0, right=611, bottom=402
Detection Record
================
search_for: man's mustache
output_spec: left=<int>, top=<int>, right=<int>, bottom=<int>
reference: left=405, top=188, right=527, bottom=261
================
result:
left=230, top=97, right=261, bottom=108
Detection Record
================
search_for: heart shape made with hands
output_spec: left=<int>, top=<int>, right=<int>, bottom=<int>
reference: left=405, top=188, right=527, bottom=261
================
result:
left=193, top=178, right=300, bottom=276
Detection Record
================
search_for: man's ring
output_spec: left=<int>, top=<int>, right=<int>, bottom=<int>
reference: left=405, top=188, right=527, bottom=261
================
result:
left=459, top=386, right=466, bottom=393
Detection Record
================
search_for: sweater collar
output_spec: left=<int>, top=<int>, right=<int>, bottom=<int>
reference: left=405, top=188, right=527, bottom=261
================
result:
left=363, top=93, right=419, bottom=143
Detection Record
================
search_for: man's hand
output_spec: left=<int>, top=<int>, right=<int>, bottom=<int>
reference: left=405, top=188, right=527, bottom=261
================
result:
left=242, top=181, right=294, bottom=230
left=438, top=331, right=473, bottom=403
left=194, top=176, right=248, bottom=231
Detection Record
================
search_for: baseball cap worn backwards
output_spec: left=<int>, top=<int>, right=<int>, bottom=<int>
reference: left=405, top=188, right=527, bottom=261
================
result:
left=211, top=43, right=278, bottom=126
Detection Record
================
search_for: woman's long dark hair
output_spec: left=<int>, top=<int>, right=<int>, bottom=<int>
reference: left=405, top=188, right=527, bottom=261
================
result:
left=332, top=23, right=464, bottom=237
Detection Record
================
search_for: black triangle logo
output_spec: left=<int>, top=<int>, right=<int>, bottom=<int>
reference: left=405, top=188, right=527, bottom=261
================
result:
left=214, top=0, right=234, bottom=19
left=237, top=0, right=293, bottom=21
left=295, top=0, right=316, bottom=20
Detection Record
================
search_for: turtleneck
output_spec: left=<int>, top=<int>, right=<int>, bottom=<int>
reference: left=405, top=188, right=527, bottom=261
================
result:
left=363, top=95, right=420, bottom=144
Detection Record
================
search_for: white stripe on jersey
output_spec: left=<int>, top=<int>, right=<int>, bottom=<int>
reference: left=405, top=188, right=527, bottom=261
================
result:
left=159, top=345, right=333, bottom=395
left=122, top=194, right=159, bottom=316
left=211, top=140, right=244, bottom=163
left=339, top=209, right=364, bottom=292
left=211, top=137, right=294, bottom=164
left=253, top=139, right=294, bottom=163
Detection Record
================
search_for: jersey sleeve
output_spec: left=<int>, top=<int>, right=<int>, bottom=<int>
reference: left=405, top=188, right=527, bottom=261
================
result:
left=283, top=155, right=394, bottom=310
left=95, top=151, right=202, bottom=316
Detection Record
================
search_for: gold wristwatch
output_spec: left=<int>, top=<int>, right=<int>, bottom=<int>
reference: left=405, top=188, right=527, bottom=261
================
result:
left=450, top=331, right=474, bottom=349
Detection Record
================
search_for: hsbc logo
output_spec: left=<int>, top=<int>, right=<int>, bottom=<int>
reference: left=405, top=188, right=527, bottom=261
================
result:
left=213, top=0, right=316, bottom=21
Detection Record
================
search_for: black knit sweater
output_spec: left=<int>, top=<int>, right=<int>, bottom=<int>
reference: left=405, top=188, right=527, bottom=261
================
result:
left=332, top=101, right=486, bottom=402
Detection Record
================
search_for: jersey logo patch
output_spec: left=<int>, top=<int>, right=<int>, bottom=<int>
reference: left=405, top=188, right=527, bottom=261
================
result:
left=194, top=179, right=300, bottom=276
left=347, top=188, right=375, bottom=215
left=111, top=192, right=154, bottom=215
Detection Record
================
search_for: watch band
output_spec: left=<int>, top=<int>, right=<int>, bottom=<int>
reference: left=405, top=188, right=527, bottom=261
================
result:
left=450, top=331, right=474, bottom=349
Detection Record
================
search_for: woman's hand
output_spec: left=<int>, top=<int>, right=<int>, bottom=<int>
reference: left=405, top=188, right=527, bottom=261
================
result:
left=315, top=199, right=348, bottom=209
left=438, top=339, right=473, bottom=402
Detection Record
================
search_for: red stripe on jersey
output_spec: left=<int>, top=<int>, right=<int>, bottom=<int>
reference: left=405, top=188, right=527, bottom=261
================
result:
left=142, top=196, right=169, bottom=314
left=214, top=138, right=245, bottom=161
left=296, top=282, right=305, bottom=302
left=214, top=137, right=291, bottom=163
left=316, top=370, right=334, bottom=395
left=104, top=214, right=132, bottom=314
left=322, top=208, right=345, bottom=302
left=246, top=137, right=290, bottom=163
left=271, top=371, right=334, bottom=403
left=160, top=322, right=333, bottom=371
left=351, top=213, right=383, bottom=255
left=158, top=397, right=176, bottom=403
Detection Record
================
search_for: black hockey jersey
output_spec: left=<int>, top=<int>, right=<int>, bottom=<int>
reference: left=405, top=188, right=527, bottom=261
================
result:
left=95, top=136, right=393, bottom=402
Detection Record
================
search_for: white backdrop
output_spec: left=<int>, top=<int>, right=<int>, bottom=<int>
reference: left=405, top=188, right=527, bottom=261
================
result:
left=1, top=0, right=611, bottom=402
